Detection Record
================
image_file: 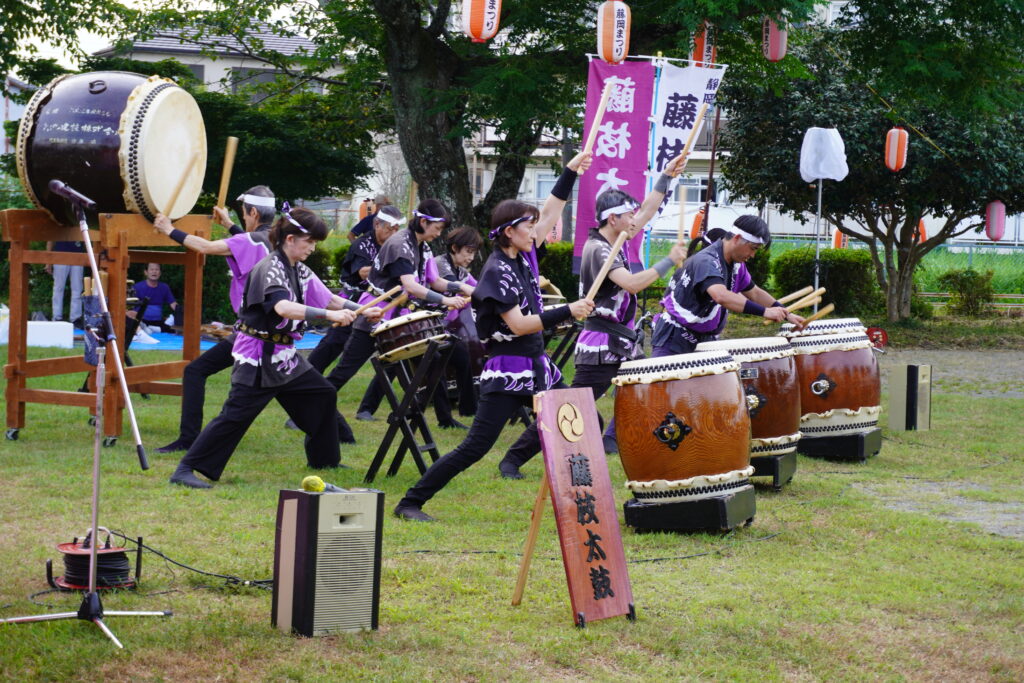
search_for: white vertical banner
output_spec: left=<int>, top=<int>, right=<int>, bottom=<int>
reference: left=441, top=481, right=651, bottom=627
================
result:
left=649, top=63, right=727, bottom=174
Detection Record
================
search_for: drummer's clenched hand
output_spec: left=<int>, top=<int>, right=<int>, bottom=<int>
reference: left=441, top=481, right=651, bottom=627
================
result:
left=786, top=312, right=806, bottom=329
left=664, top=152, right=689, bottom=178
left=668, top=243, right=687, bottom=267
left=567, top=151, right=594, bottom=174
left=362, top=306, right=384, bottom=323
left=328, top=309, right=357, bottom=326
left=570, top=298, right=595, bottom=319
left=459, top=282, right=475, bottom=297
left=444, top=295, right=469, bottom=309
left=153, top=214, right=173, bottom=234
left=763, top=306, right=789, bottom=322
left=212, top=206, right=233, bottom=228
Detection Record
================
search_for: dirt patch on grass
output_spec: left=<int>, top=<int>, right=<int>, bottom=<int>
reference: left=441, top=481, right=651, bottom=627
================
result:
left=877, top=349, right=1024, bottom=397
left=857, top=481, right=1024, bottom=539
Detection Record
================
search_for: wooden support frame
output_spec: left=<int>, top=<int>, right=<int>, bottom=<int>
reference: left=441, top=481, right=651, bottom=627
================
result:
left=2, top=209, right=211, bottom=442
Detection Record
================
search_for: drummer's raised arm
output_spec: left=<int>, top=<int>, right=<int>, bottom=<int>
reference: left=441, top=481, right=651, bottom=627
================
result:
left=153, top=214, right=231, bottom=256
left=534, top=151, right=593, bottom=245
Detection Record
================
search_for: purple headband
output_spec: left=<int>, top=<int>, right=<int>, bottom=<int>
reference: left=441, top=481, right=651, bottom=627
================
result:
left=282, top=201, right=308, bottom=233
left=488, top=214, right=534, bottom=240
left=413, top=210, right=446, bottom=223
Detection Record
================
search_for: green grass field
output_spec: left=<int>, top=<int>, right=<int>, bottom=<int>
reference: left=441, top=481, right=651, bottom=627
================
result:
left=1, top=338, right=1022, bottom=680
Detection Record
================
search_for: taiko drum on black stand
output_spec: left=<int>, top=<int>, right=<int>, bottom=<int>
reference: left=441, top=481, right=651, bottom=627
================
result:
left=613, top=350, right=756, bottom=532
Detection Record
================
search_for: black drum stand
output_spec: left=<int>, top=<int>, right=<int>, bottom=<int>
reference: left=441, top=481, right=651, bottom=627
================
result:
left=797, top=428, right=882, bottom=462
left=623, top=486, right=757, bottom=533
left=363, top=337, right=455, bottom=483
left=750, top=452, right=798, bottom=491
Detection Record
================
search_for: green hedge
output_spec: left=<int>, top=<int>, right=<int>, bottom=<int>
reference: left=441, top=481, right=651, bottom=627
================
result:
left=538, top=242, right=578, bottom=300
left=936, top=268, right=995, bottom=316
left=772, top=246, right=882, bottom=316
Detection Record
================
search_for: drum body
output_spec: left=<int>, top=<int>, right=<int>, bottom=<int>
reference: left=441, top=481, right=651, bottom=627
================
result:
left=371, top=310, right=447, bottom=363
left=696, top=337, right=801, bottom=457
left=613, top=351, right=753, bottom=503
left=785, top=329, right=881, bottom=438
left=16, top=71, right=206, bottom=225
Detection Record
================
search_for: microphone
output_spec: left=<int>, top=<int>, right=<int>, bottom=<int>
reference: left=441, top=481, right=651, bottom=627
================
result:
left=48, top=179, right=97, bottom=210
left=301, top=475, right=345, bottom=493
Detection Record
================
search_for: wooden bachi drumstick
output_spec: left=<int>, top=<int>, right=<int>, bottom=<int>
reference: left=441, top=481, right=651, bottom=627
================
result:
left=579, top=81, right=614, bottom=175
left=216, top=136, right=239, bottom=209
left=763, top=287, right=826, bottom=324
left=354, top=285, right=402, bottom=315
left=379, top=293, right=409, bottom=315
left=776, top=285, right=814, bottom=306
left=163, top=150, right=201, bottom=218
left=577, top=231, right=629, bottom=320
left=668, top=102, right=709, bottom=178
left=800, top=302, right=835, bottom=326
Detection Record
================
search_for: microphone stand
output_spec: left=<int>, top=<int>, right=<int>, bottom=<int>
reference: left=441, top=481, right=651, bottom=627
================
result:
left=0, top=186, right=170, bottom=647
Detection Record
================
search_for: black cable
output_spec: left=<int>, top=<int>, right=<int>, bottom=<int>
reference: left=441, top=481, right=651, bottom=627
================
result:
left=61, top=552, right=132, bottom=587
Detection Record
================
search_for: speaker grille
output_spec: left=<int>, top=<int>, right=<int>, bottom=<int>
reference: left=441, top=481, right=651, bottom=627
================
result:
left=312, top=530, right=377, bottom=634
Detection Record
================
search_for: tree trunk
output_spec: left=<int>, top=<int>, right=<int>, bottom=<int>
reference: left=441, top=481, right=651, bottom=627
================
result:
left=472, top=122, right=543, bottom=228
left=373, top=0, right=476, bottom=225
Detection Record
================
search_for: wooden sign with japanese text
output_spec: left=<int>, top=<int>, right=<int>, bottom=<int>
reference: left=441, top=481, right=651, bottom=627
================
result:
left=535, top=388, right=634, bottom=627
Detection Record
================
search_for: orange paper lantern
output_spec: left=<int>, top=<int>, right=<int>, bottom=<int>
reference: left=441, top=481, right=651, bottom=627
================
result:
left=916, top=218, right=927, bottom=243
left=884, top=127, right=908, bottom=172
left=986, top=200, right=1005, bottom=241
left=691, top=21, right=716, bottom=67
left=832, top=228, right=847, bottom=249
left=597, top=1, right=631, bottom=65
left=690, top=210, right=705, bottom=239
left=762, top=17, right=788, bottom=62
left=462, top=0, right=502, bottom=43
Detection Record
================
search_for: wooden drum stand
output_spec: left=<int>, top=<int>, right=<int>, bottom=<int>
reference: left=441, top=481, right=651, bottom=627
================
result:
left=2, top=209, right=210, bottom=445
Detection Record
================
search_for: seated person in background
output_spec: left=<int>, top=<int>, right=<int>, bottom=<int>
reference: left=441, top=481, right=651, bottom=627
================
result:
left=130, top=263, right=178, bottom=332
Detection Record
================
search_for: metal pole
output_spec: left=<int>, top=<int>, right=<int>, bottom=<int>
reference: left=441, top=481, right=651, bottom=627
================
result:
left=813, top=180, right=823, bottom=313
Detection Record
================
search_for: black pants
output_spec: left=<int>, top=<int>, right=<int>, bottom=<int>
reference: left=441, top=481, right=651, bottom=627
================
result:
left=362, top=339, right=475, bottom=423
left=178, top=368, right=340, bottom=481
left=501, top=363, right=621, bottom=470
left=178, top=337, right=235, bottom=443
left=398, top=381, right=566, bottom=510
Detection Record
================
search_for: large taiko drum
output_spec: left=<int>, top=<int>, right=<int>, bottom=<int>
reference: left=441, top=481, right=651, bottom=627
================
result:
left=779, top=319, right=881, bottom=438
left=696, top=336, right=801, bottom=457
left=16, top=71, right=206, bottom=225
left=613, top=350, right=753, bottom=504
left=371, top=310, right=447, bottom=363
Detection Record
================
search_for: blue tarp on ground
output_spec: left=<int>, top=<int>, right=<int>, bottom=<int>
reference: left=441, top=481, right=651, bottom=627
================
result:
left=120, top=331, right=326, bottom=352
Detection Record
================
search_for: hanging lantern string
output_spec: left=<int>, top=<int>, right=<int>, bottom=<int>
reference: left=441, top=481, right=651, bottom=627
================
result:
left=824, top=44, right=955, bottom=164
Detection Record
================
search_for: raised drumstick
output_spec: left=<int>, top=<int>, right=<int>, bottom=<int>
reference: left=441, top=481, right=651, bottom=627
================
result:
left=379, top=293, right=409, bottom=315
left=776, top=285, right=814, bottom=306
left=579, top=81, right=614, bottom=175
left=332, top=286, right=404, bottom=327
left=163, top=150, right=201, bottom=218
left=216, top=137, right=239, bottom=209
left=577, top=231, right=628, bottom=320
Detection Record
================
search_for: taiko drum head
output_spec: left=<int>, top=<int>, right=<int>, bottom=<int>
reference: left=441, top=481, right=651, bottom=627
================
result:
left=16, top=71, right=206, bottom=225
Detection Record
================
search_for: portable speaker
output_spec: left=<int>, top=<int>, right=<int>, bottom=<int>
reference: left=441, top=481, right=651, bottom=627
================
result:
left=272, top=488, right=383, bottom=636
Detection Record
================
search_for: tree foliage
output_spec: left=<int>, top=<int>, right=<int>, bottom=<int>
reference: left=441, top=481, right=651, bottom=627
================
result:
left=717, top=28, right=1024, bottom=321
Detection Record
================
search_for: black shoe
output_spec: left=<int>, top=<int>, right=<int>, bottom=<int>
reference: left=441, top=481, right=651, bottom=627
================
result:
left=284, top=418, right=299, bottom=430
left=498, top=458, right=525, bottom=480
left=394, top=504, right=435, bottom=522
left=438, top=419, right=468, bottom=430
left=156, top=438, right=193, bottom=454
left=355, top=411, right=376, bottom=422
left=169, top=465, right=212, bottom=489
left=602, top=435, right=618, bottom=455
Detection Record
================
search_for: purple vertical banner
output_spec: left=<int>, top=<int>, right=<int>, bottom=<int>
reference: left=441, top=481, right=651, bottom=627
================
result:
left=574, top=59, right=655, bottom=273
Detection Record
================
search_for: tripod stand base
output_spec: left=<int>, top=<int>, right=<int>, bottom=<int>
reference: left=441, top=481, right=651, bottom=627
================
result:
left=0, top=591, right=172, bottom=649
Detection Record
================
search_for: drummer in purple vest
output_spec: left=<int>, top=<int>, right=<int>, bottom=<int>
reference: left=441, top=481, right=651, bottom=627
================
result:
left=651, top=216, right=805, bottom=358
left=496, top=159, right=688, bottom=479
left=169, top=207, right=381, bottom=489
left=323, top=199, right=471, bottom=405
left=305, top=205, right=403, bottom=376
left=152, top=185, right=279, bottom=453
left=393, top=152, right=595, bottom=522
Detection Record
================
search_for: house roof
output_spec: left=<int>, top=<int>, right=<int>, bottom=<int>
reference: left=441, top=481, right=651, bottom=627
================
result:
left=93, top=24, right=317, bottom=59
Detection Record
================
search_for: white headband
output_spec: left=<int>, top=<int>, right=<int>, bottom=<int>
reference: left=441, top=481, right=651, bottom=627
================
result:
left=732, top=227, right=766, bottom=244
left=600, top=202, right=638, bottom=221
left=376, top=212, right=404, bottom=226
left=237, top=193, right=276, bottom=208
